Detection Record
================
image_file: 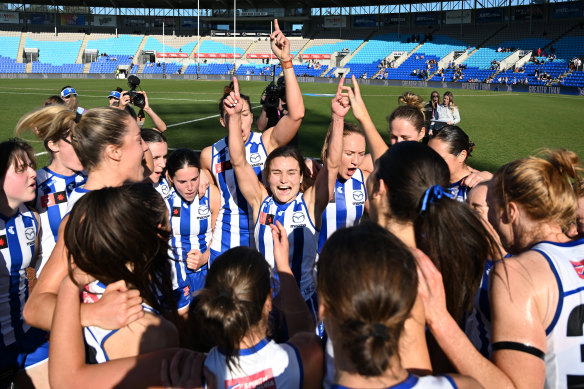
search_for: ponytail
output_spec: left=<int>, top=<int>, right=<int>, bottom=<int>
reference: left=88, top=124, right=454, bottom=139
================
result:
left=196, top=247, right=272, bottom=369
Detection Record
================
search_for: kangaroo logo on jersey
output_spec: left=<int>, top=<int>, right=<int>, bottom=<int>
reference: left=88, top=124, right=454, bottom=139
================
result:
left=570, top=259, right=584, bottom=280
left=215, top=161, right=232, bottom=174
left=198, top=205, right=210, bottom=217
left=40, top=190, right=67, bottom=208
left=225, top=368, right=276, bottom=389
left=7, top=226, right=15, bottom=235
left=292, top=212, right=305, bottom=224
left=172, top=207, right=181, bottom=217
left=0, top=235, right=7, bottom=249
left=259, top=212, right=274, bottom=225
left=249, top=153, right=261, bottom=164
left=353, top=190, right=365, bottom=202
left=25, top=228, right=35, bottom=241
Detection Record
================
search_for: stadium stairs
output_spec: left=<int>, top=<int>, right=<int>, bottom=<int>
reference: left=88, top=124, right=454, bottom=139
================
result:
left=189, top=40, right=202, bottom=59
left=135, top=36, right=148, bottom=61
left=76, top=35, right=89, bottom=64
left=17, top=32, right=26, bottom=63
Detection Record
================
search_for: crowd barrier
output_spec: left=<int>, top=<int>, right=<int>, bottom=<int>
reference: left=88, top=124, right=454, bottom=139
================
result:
left=1, top=73, right=583, bottom=96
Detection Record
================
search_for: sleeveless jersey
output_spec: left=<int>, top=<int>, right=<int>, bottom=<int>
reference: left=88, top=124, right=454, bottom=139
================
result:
left=66, top=186, right=92, bottom=213
left=465, top=259, right=494, bottom=359
left=448, top=178, right=470, bottom=202
left=153, top=176, right=174, bottom=202
left=318, top=169, right=367, bottom=252
left=82, top=281, right=159, bottom=364
left=530, top=239, right=584, bottom=389
left=204, top=338, right=303, bottom=389
left=167, top=188, right=213, bottom=290
left=210, top=132, right=268, bottom=255
left=0, top=204, right=38, bottom=348
left=255, top=193, right=317, bottom=300
left=330, top=374, right=457, bottom=389
left=34, top=167, right=87, bottom=275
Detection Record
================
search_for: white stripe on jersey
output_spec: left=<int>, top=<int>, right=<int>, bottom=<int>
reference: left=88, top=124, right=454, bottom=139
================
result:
left=530, top=239, right=584, bottom=389
left=0, top=204, right=37, bottom=347
left=167, top=188, right=213, bottom=290
left=34, top=167, right=87, bottom=275
left=210, top=132, right=268, bottom=255
left=319, top=169, right=366, bottom=252
left=255, top=193, right=318, bottom=300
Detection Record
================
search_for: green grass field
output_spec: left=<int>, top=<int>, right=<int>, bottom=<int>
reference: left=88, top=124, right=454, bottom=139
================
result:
left=1, top=78, right=582, bottom=172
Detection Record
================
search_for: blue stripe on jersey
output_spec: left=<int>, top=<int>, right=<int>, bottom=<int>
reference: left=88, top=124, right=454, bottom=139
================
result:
left=217, top=172, right=233, bottom=254
left=335, top=181, right=347, bottom=232
left=534, top=248, right=565, bottom=336
left=234, top=174, right=251, bottom=247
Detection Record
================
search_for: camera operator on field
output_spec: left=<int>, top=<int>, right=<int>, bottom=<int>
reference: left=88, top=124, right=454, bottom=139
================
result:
left=108, top=76, right=167, bottom=132
left=257, top=75, right=287, bottom=133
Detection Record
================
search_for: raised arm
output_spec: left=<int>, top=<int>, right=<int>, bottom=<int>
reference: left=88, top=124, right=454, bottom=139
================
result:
left=271, top=221, right=314, bottom=335
left=346, top=76, right=388, bottom=163
left=141, top=91, right=167, bottom=132
left=225, top=77, right=266, bottom=212
left=262, top=19, right=305, bottom=153
left=307, top=77, right=346, bottom=230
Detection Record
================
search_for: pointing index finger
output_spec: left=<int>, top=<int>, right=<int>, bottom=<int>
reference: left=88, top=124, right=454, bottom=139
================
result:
left=232, top=77, right=240, bottom=99
left=351, top=75, right=361, bottom=96
left=274, top=19, right=280, bottom=32
left=336, top=76, right=345, bottom=96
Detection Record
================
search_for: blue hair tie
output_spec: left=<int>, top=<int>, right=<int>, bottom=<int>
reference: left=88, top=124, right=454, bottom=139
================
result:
left=420, top=185, right=455, bottom=213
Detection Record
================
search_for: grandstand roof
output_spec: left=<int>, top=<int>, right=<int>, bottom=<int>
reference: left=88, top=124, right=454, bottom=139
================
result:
left=17, top=0, right=435, bottom=11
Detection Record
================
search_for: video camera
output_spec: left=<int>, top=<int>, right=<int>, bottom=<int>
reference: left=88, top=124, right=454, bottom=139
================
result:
left=125, top=75, right=146, bottom=109
left=261, top=76, right=286, bottom=109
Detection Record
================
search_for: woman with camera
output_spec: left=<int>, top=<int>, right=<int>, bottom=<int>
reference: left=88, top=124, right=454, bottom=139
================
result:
left=109, top=78, right=167, bottom=132
left=200, top=19, right=305, bottom=262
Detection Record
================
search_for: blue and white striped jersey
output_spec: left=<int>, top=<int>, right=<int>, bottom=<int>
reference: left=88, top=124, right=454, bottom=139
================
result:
left=318, top=169, right=367, bottom=252
left=0, top=204, right=38, bottom=349
left=34, top=167, right=86, bottom=275
left=210, top=132, right=268, bottom=257
left=255, top=193, right=317, bottom=301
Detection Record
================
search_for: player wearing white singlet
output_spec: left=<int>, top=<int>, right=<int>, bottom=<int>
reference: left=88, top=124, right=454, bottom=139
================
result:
left=34, top=168, right=86, bottom=275
left=205, top=338, right=303, bottom=389
left=330, top=375, right=458, bottom=389
left=531, top=239, right=584, bottom=389
left=209, top=132, right=267, bottom=257
left=255, top=193, right=317, bottom=301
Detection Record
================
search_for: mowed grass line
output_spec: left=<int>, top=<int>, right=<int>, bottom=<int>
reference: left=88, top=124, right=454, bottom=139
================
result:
left=0, top=78, right=582, bottom=172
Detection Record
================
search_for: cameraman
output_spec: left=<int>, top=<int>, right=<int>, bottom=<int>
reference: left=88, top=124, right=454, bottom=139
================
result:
left=257, top=76, right=287, bottom=132
left=108, top=88, right=167, bottom=133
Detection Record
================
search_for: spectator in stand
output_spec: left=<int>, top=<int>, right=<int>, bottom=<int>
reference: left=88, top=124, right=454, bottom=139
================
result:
left=431, top=91, right=460, bottom=131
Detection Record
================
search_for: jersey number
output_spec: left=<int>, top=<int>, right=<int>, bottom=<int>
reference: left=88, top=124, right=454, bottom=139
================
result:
left=566, top=304, right=584, bottom=388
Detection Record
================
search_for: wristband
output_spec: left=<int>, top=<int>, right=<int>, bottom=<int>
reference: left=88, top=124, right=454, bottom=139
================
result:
left=281, top=60, right=293, bottom=69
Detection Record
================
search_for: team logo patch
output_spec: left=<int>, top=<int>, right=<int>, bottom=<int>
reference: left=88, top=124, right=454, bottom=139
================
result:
left=292, top=212, right=305, bottom=223
left=172, top=207, right=181, bottom=217
left=215, top=161, right=232, bottom=174
left=198, top=205, right=210, bottom=216
left=570, top=259, right=584, bottom=280
left=7, top=226, right=15, bottom=235
left=225, top=368, right=276, bottom=389
left=259, top=212, right=274, bottom=225
left=161, top=183, right=170, bottom=195
left=337, top=186, right=343, bottom=194
left=25, top=227, right=36, bottom=241
left=40, top=190, right=67, bottom=208
left=0, top=235, right=7, bottom=249
left=249, top=153, right=261, bottom=164
left=353, top=190, right=364, bottom=202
